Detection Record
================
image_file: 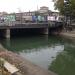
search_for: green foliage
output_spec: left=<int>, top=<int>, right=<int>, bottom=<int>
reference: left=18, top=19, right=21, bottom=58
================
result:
left=53, top=0, right=75, bottom=16
left=53, top=0, right=64, bottom=15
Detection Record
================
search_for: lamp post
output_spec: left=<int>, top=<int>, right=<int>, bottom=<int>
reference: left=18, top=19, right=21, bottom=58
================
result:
left=64, top=0, right=71, bottom=31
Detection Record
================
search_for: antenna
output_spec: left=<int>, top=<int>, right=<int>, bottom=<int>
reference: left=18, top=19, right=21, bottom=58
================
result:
left=37, top=5, right=38, bottom=11
left=17, top=8, right=22, bottom=13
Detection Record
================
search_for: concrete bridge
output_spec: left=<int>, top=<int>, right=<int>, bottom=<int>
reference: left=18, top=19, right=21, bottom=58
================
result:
left=0, top=21, right=63, bottom=38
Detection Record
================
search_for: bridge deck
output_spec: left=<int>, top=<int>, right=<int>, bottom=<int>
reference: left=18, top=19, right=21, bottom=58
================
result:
left=0, top=21, right=63, bottom=29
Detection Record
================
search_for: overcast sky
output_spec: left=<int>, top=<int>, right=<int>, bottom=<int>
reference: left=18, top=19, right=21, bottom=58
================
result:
left=0, top=0, right=56, bottom=13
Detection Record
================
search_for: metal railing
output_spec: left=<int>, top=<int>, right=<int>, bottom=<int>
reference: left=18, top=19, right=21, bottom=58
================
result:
left=0, top=21, right=63, bottom=28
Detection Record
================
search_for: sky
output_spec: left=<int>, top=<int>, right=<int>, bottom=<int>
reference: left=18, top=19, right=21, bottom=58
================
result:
left=0, top=0, right=56, bottom=13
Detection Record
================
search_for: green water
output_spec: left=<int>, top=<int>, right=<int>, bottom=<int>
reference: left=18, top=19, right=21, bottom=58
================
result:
left=0, top=35, right=75, bottom=75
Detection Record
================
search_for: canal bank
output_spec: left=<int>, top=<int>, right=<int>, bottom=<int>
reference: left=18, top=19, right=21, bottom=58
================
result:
left=51, top=29, right=75, bottom=39
left=0, top=44, right=57, bottom=75
left=59, top=30, right=75, bottom=39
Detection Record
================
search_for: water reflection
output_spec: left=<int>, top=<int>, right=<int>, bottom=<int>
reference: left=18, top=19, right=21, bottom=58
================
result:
left=19, top=45, right=64, bottom=69
left=1, top=36, right=48, bottom=52
left=49, top=39, right=75, bottom=75
left=0, top=36, right=65, bottom=70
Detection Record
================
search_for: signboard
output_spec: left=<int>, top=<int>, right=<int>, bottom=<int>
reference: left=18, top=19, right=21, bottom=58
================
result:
left=47, top=16, right=56, bottom=21
left=5, top=15, right=16, bottom=22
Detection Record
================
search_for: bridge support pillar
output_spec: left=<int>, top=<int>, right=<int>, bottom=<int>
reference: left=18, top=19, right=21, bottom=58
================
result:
left=42, top=28, right=48, bottom=35
left=5, top=29, right=10, bottom=39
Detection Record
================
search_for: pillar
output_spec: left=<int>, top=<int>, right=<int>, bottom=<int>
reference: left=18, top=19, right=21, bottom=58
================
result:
left=5, top=29, right=10, bottom=39
left=42, top=28, right=48, bottom=35
left=6, top=38, right=10, bottom=47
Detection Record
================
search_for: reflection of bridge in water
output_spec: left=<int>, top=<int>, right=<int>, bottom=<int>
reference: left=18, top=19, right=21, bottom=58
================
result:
left=0, top=21, right=63, bottom=39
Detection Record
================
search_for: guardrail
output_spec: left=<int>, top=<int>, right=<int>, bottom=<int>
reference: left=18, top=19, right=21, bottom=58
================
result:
left=0, top=21, right=63, bottom=28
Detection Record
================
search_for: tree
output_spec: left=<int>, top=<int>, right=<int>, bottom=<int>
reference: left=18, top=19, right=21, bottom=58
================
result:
left=53, top=0, right=75, bottom=17
left=53, top=0, right=64, bottom=15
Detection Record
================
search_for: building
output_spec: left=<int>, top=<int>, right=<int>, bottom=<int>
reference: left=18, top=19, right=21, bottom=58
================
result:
left=38, top=6, right=49, bottom=13
left=37, top=6, right=52, bottom=16
left=51, top=11, right=59, bottom=16
left=0, top=6, right=60, bottom=22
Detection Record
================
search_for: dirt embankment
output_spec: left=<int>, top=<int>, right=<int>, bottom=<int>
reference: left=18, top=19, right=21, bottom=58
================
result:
left=0, top=45, right=57, bottom=75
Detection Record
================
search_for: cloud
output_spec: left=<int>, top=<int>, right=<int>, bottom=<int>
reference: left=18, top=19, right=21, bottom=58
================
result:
left=0, top=0, right=55, bottom=13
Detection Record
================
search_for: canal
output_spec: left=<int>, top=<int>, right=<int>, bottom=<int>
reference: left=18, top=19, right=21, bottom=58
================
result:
left=0, top=35, right=75, bottom=75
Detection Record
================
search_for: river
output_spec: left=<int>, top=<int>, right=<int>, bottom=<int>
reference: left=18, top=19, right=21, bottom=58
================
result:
left=0, top=35, right=75, bottom=75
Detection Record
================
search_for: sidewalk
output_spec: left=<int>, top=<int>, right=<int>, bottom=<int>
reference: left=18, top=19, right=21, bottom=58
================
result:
left=60, top=30, right=75, bottom=38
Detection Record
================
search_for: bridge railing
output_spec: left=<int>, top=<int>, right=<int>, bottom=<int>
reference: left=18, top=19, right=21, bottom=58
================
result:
left=0, top=22, right=9, bottom=26
left=0, top=21, right=63, bottom=28
left=9, top=21, right=48, bottom=25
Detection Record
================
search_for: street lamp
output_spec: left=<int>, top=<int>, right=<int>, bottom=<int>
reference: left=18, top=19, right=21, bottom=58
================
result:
left=64, top=0, right=71, bottom=30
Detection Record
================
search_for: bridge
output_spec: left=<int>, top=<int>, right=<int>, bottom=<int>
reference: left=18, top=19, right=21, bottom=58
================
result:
left=0, top=21, right=63, bottom=39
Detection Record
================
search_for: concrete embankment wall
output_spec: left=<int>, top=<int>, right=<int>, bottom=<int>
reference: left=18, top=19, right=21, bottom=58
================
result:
left=0, top=44, right=57, bottom=75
